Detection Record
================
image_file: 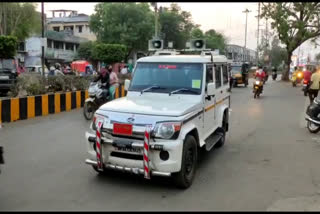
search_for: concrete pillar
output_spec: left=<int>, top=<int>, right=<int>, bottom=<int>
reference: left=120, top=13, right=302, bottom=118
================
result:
left=73, top=44, right=76, bottom=53
left=63, top=42, right=66, bottom=50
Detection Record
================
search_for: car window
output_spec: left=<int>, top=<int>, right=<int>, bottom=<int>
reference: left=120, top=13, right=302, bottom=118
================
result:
left=206, top=65, right=214, bottom=92
left=222, top=64, right=228, bottom=85
left=215, top=65, right=222, bottom=88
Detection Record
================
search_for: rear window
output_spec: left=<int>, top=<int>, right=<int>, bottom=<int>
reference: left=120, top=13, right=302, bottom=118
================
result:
left=0, top=59, right=15, bottom=70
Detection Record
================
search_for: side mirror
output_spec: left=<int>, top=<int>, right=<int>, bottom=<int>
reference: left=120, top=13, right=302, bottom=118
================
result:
left=207, top=82, right=215, bottom=96
left=124, top=79, right=131, bottom=91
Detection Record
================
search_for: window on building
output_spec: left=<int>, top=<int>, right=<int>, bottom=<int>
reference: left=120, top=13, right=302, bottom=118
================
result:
left=222, top=64, right=228, bottom=85
left=54, top=41, right=63, bottom=49
left=75, top=44, right=79, bottom=51
left=17, top=42, right=25, bottom=51
left=214, top=65, right=222, bottom=88
left=47, top=39, right=52, bottom=48
left=66, top=43, right=74, bottom=51
left=78, top=25, right=83, bottom=33
left=53, top=26, right=60, bottom=32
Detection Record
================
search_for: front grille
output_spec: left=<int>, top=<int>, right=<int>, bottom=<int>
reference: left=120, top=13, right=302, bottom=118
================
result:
left=110, top=151, right=143, bottom=161
left=102, top=128, right=145, bottom=140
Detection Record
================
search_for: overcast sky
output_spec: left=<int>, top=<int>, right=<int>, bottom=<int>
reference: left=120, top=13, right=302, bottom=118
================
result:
left=36, top=2, right=320, bottom=60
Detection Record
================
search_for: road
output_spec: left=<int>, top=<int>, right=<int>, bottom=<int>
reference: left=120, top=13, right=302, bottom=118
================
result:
left=1, top=77, right=320, bottom=211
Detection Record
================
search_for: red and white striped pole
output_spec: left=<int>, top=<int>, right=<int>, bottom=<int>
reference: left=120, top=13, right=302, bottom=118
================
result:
left=143, top=126, right=151, bottom=179
left=96, top=120, right=104, bottom=171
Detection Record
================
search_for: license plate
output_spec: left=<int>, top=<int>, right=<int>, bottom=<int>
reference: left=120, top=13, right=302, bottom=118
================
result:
left=0, top=76, right=9, bottom=80
left=113, top=123, right=133, bottom=136
left=303, top=84, right=307, bottom=87
left=116, top=147, right=142, bottom=154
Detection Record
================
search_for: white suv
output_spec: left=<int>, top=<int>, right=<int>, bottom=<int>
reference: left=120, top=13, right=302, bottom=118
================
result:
left=85, top=54, right=230, bottom=188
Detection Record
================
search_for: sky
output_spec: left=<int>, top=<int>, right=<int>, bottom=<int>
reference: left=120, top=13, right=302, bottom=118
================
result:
left=36, top=2, right=320, bottom=60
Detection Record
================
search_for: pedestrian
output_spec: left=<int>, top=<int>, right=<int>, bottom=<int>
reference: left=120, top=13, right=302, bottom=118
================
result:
left=308, top=68, right=320, bottom=104
left=108, top=65, right=119, bottom=100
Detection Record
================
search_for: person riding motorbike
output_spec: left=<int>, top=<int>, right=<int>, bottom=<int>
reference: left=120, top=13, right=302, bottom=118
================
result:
left=271, top=66, right=277, bottom=80
left=255, top=65, right=266, bottom=92
left=93, top=66, right=110, bottom=100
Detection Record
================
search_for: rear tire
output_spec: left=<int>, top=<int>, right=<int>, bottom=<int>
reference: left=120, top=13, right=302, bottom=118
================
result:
left=307, top=121, right=320, bottom=133
left=83, top=102, right=94, bottom=120
left=173, top=135, right=198, bottom=189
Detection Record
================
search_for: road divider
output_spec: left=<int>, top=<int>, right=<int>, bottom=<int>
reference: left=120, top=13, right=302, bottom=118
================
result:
left=0, top=85, right=127, bottom=123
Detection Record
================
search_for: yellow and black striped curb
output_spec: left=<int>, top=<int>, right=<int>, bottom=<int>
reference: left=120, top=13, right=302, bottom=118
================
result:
left=0, top=85, right=126, bottom=123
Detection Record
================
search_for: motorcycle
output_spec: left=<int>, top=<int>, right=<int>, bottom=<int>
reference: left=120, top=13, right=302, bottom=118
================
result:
left=272, top=71, right=277, bottom=80
left=302, top=79, right=310, bottom=96
left=305, top=97, right=320, bottom=133
left=83, top=82, right=112, bottom=120
left=253, top=79, right=263, bottom=99
left=292, top=71, right=303, bottom=87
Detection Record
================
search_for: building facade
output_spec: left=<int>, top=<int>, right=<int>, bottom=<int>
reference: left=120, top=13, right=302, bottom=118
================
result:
left=225, top=44, right=257, bottom=64
left=24, top=30, right=88, bottom=67
left=46, top=10, right=96, bottom=41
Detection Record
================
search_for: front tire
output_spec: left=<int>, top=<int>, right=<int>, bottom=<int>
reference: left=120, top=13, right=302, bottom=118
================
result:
left=173, top=135, right=198, bottom=189
left=307, top=121, right=320, bottom=133
left=83, top=102, right=95, bottom=120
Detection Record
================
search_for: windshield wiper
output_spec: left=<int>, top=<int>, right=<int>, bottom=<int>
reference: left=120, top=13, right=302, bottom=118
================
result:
left=140, top=85, right=165, bottom=94
left=169, top=88, right=199, bottom=96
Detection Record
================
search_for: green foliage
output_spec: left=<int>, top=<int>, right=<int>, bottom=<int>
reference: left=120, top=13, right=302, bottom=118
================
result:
left=90, top=3, right=154, bottom=56
left=77, top=41, right=94, bottom=62
left=159, top=4, right=197, bottom=49
left=92, top=43, right=127, bottom=64
left=191, top=28, right=204, bottom=39
left=204, top=29, right=227, bottom=54
left=0, top=35, right=17, bottom=58
left=270, top=36, right=288, bottom=68
left=261, top=2, right=320, bottom=80
left=0, top=3, right=41, bottom=41
left=8, top=74, right=93, bottom=97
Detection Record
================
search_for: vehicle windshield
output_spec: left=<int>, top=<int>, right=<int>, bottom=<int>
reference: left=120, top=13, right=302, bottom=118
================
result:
left=0, top=59, right=15, bottom=70
left=130, top=62, right=203, bottom=95
left=231, top=66, right=241, bottom=75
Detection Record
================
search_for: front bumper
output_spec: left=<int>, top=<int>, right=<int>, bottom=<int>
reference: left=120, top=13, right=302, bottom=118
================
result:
left=85, top=131, right=183, bottom=176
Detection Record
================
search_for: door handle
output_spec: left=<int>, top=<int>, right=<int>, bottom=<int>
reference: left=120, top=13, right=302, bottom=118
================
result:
left=205, top=94, right=215, bottom=101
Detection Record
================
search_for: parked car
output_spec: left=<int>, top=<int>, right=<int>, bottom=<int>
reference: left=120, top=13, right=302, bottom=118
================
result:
left=0, top=58, right=18, bottom=93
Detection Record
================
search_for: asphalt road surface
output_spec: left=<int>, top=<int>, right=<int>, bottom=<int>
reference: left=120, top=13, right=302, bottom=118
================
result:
left=1, top=76, right=320, bottom=211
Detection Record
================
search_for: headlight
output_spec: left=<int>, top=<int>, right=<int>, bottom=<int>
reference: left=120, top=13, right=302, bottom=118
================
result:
left=153, top=122, right=181, bottom=139
left=92, top=114, right=109, bottom=131
left=298, top=73, right=302, bottom=77
left=255, top=80, right=260, bottom=85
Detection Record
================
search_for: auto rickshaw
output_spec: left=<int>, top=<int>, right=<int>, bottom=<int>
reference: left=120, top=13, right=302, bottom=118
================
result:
left=230, top=62, right=248, bottom=87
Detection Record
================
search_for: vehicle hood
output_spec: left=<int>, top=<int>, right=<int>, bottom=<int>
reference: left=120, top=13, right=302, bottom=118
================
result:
left=99, top=93, right=202, bottom=117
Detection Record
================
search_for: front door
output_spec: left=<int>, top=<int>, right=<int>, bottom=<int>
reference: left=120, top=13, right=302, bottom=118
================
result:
left=204, top=64, right=216, bottom=138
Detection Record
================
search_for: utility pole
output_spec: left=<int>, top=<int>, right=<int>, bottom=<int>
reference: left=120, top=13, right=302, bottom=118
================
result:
left=41, top=2, right=45, bottom=76
left=152, top=2, right=158, bottom=39
left=256, top=2, right=260, bottom=65
left=243, top=8, right=251, bottom=62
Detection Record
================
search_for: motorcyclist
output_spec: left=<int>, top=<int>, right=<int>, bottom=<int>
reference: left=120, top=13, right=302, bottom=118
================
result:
left=93, top=65, right=110, bottom=100
left=241, top=63, right=249, bottom=86
left=255, top=65, right=266, bottom=92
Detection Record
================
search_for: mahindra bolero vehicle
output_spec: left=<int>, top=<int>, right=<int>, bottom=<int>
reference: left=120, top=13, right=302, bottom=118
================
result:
left=85, top=54, right=231, bottom=189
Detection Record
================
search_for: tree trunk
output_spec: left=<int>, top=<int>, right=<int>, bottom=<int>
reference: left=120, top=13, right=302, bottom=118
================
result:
left=282, top=51, right=292, bottom=81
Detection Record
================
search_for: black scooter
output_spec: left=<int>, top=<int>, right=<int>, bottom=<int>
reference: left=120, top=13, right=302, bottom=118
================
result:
left=305, top=98, right=320, bottom=133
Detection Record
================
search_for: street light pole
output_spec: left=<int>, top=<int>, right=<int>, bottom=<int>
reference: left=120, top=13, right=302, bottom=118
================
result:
left=41, top=2, right=45, bottom=76
left=256, top=2, right=260, bottom=65
left=243, top=8, right=251, bottom=63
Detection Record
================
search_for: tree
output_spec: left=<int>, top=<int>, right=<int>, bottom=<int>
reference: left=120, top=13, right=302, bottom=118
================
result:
left=77, top=41, right=94, bottom=61
left=269, top=36, right=288, bottom=69
left=89, top=3, right=154, bottom=58
left=159, top=3, right=197, bottom=49
left=92, top=43, right=127, bottom=64
left=0, top=35, right=18, bottom=58
left=0, top=3, right=41, bottom=41
left=261, top=3, right=320, bottom=81
left=204, top=29, right=227, bottom=54
left=190, top=27, right=204, bottom=39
